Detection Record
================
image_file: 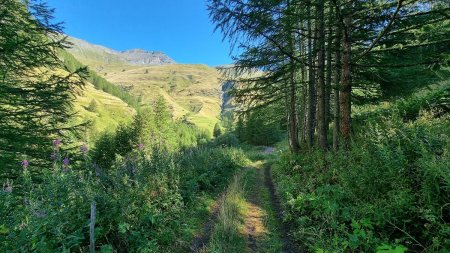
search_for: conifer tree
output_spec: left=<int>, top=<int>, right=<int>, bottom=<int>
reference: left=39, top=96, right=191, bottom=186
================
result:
left=0, top=0, right=86, bottom=178
left=213, top=122, right=222, bottom=138
left=209, top=0, right=449, bottom=152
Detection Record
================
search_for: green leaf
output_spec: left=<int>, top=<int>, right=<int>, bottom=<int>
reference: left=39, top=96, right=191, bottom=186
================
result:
left=118, top=223, right=130, bottom=234
left=100, top=244, right=113, bottom=253
left=0, top=225, right=9, bottom=234
left=376, top=244, right=408, bottom=253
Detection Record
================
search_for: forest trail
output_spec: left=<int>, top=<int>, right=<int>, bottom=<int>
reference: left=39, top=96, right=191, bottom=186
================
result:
left=191, top=147, right=300, bottom=253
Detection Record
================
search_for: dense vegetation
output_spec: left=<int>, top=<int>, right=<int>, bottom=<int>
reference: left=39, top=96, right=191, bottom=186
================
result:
left=0, top=1, right=245, bottom=252
left=208, top=0, right=450, bottom=251
left=273, top=96, right=449, bottom=251
left=0, top=138, right=247, bottom=252
left=1, top=0, right=449, bottom=252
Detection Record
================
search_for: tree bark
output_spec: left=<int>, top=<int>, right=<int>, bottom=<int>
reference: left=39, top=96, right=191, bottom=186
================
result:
left=340, top=16, right=352, bottom=144
left=333, top=9, right=342, bottom=150
left=306, top=4, right=316, bottom=149
left=288, top=66, right=301, bottom=153
left=325, top=3, right=333, bottom=147
left=316, top=0, right=327, bottom=150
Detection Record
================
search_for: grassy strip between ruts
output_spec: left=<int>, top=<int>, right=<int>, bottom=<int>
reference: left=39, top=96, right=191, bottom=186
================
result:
left=201, top=160, right=284, bottom=253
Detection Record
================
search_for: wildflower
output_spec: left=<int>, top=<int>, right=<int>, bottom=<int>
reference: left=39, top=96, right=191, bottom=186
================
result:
left=3, top=181, right=12, bottom=193
left=53, top=139, right=62, bottom=147
left=50, top=153, right=56, bottom=160
left=63, top=157, right=70, bottom=168
left=80, top=144, right=89, bottom=154
left=138, top=143, right=144, bottom=150
left=21, top=160, right=29, bottom=168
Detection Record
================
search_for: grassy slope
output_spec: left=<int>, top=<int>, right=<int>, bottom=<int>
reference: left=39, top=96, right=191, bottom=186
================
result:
left=73, top=82, right=135, bottom=140
left=105, top=64, right=221, bottom=131
left=67, top=37, right=222, bottom=134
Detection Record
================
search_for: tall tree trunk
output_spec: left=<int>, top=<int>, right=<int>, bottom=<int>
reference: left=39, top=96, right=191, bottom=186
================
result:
left=325, top=3, right=333, bottom=146
left=288, top=64, right=301, bottom=153
left=299, top=22, right=308, bottom=145
left=300, top=58, right=308, bottom=144
left=306, top=4, right=316, bottom=148
left=333, top=10, right=342, bottom=150
left=316, top=0, right=327, bottom=150
left=340, top=16, right=352, bottom=144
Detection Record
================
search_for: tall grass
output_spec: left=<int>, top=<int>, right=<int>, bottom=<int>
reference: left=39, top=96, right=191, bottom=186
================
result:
left=206, top=174, right=248, bottom=253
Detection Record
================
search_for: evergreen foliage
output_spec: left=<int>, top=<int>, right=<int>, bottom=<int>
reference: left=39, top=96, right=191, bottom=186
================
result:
left=208, top=0, right=450, bottom=150
left=213, top=122, right=222, bottom=137
left=91, top=96, right=207, bottom=170
left=0, top=0, right=87, bottom=178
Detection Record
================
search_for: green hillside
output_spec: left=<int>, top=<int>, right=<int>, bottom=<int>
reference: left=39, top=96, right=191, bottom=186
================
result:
left=73, top=82, right=136, bottom=140
left=67, top=37, right=222, bottom=133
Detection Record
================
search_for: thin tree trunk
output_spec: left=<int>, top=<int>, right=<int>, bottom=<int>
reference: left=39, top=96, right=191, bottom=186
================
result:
left=316, top=0, right=327, bottom=150
left=333, top=6, right=342, bottom=150
left=288, top=66, right=301, bottom=153
left=299, top=21, right=308, bottom=145
left=325, top=3, right=333, bottom=146
left=306, top=4, right=316, bottom=148
left=340, top=16, right=352, bottom=144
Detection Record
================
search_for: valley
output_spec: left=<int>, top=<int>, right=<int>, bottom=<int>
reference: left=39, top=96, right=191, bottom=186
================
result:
left=68, top=37, right=223, bottom=134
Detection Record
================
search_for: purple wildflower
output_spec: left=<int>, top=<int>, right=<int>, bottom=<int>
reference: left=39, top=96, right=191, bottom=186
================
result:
left=138, top=143, right=144, bottom=150
left=80, top=144, right=89, bottom=154
left=53, top=139, right=62, bottom=147
left=63, top=157, right=70, bottom=168
left=50, top=153, right=56, bottom=160
left=3, top=182, right=12, bottom=193
left=21, top=160, right=29, bottom=168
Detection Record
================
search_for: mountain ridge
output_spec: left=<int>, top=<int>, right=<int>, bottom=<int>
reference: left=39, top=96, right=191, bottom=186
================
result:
left=67, top=36, right=176, bottom=66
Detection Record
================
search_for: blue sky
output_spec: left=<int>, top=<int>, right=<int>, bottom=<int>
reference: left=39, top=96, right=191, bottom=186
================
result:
left=46, top=0, right=233, bottom=66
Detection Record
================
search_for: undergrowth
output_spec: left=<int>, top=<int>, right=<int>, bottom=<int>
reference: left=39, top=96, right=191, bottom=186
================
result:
left=0, top=144, right=247, bottom=252
left=273, top=108, right=450, bottom=252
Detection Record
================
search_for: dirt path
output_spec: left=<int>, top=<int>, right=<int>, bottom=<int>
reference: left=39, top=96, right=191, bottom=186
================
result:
left=244, top=167, right=266, bottom=253
left=190, top=194, right=224, bottom=252
left=191, top=147, right=301, bottom=253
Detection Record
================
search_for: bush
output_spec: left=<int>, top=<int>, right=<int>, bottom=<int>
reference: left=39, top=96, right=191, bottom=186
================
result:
left=177, top=147, right=247, bottom=202
left=86, top=99, right=98, bottom=112
left=213, top=132, right=239, bottom=147
left=0, top=140, right=248, bottom=252
left=272, top=111, right=450, bottom=252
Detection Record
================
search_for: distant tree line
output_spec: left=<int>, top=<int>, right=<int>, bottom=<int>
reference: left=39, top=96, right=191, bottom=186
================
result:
left=60, top=50, right=141, bottom=110
left=92, top=97, right=210, bottom=169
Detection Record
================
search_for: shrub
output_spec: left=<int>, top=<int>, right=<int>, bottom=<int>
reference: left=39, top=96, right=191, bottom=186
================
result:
left=0, top=140, right=248, bottom=252
left=272, top=111, right=450, bottom=252
left=213, top=132, right=239, bottom=147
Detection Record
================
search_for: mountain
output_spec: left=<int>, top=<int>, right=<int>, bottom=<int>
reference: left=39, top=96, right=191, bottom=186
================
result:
left=67, top=37, right=175, bottom=68
left=67, top=36, right=222, bottom=133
